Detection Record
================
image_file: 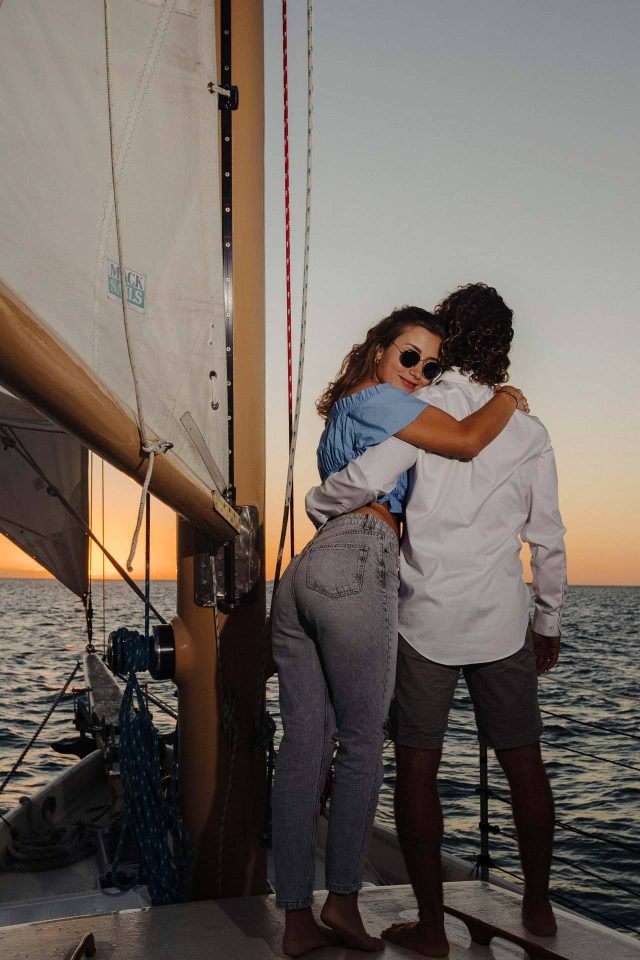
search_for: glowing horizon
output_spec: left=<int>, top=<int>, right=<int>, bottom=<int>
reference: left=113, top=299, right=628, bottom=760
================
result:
left=0, top=452, right=637, bottom=588
left=1, top=2, right=639, bottom=590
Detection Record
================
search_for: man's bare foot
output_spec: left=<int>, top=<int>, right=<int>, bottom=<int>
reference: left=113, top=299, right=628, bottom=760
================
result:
left=522, top=896, right=557, bottom=937
left=382, top=920, right=449, bottom=957
left=282, top=907, right=342, bottom=958
left=320, top=892, right=384, bottom=952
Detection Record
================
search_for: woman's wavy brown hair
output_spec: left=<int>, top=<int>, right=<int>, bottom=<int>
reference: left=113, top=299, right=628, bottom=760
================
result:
left=435, top=283, right=513, bottom=386
left=316, top=306, right=446, bottom=420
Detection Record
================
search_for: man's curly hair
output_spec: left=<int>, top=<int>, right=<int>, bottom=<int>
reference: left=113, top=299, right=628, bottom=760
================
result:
left=435, top=283, right=513, bottom=386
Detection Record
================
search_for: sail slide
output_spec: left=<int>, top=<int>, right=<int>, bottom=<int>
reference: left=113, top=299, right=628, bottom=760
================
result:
left=0, top=0, right=232, bottom=525
left=0, top=392, right=88, bottom=599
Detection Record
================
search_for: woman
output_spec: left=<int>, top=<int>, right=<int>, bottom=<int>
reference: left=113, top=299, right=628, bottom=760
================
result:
left=271, top=306, right=527, bottom=957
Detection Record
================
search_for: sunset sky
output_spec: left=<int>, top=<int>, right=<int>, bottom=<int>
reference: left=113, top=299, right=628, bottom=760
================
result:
left=1, top=0, right=638, bottom=587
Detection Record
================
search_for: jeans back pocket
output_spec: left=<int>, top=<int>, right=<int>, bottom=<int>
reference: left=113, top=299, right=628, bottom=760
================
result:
left=306, top=543, right=369, bottom=599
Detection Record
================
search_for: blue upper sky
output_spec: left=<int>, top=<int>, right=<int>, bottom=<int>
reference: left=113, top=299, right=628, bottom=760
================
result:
left=263, top=0, right=639, bottom=584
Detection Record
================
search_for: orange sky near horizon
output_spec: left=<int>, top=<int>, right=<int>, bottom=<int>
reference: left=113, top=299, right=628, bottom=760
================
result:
left=1, top=3, right=639, bottom=591
left=0, top=448, right=637, bottom=587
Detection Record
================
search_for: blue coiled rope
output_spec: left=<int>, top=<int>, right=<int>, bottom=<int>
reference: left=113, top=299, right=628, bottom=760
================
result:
left=109, top=627, right=193, bottom=905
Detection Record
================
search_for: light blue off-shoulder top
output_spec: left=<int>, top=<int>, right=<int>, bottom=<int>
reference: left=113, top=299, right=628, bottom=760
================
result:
left=317, top=384, right=429, bottom=514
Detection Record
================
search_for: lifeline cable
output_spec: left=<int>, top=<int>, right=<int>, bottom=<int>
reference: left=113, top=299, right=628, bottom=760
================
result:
left=0, top=662, right=80, bottom=797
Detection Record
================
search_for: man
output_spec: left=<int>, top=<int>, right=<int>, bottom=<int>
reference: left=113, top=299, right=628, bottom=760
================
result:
left=306, top=283, right=566, bottom=957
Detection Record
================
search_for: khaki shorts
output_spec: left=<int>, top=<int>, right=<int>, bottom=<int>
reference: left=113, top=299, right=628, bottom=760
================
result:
left=390, top=627, right=543, bottom=751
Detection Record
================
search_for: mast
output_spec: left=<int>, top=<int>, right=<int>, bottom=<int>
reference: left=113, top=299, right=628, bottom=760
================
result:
left=173, top=0, right=267, bottom=898
left=0, top=0, right=265, bottom=899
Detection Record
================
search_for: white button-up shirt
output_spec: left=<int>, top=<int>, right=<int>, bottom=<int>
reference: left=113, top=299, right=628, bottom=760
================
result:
left=306, top=369, right=567, bottom=665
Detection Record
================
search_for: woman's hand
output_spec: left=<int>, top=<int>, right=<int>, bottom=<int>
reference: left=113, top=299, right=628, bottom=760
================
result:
left=494, top=385, right=530, bottom=413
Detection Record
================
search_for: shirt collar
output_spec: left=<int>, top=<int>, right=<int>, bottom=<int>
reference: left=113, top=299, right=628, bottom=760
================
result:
left=437, top=367, right=475, bottom=384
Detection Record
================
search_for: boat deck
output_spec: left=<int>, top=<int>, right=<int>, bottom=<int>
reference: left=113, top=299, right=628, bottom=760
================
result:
left=1, top=883, right=638, bottom=960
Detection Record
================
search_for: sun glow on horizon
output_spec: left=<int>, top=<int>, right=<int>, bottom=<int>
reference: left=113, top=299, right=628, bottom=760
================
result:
left=0, top=463, right=177, bottom=584
left=0, top=454, right=637, bottom=587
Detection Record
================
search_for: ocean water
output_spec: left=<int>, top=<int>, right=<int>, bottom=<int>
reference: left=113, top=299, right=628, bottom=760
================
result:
left=0, top=580, right=638, bottom=935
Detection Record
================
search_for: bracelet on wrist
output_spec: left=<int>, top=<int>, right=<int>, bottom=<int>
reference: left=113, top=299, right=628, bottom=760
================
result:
left=498, top=389, right=519, bottom=406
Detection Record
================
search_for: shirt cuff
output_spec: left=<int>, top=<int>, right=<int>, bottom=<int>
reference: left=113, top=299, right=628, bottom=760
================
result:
left=532, top=610, right=561, bottom=636
left=305, top=485, right=330, bottom=527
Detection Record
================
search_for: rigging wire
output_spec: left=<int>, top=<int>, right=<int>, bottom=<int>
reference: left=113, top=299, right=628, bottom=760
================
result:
left=0, top=425, right=166, bottom=624
left=0, top=662, right=81, bottom=798
left=273, top=0, right=314, bottom=589
left=281, top=0, right=294, bottom=557
left=88, top=448, right=93, bottom=597
left=251, top=0, right=315, bottom=823
left=101, top=458, right=106, bottom=654
left=84, top=452, right=95, bottom=651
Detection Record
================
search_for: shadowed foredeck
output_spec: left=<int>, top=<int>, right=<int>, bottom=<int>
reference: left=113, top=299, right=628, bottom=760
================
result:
left=1, top=883, right=639, bottom=960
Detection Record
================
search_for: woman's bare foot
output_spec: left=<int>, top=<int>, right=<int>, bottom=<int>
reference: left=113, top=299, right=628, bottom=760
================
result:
left=320, top=892, right=384, bottom=952
left=522, top=896, right=557, bottom=937
left=282, top=907, right=342, bottom=958
left=382, top=920, right=449, bottom=957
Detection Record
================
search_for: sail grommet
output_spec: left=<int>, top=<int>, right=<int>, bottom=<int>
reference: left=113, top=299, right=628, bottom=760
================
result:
left=149, top=623, right=176, bottom=681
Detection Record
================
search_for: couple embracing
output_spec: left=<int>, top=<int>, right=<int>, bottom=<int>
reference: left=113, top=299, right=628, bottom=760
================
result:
left=271, top=283, right=566, bottom=958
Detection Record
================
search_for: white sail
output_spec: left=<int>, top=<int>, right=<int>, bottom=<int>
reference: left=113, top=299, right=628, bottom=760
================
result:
left=0, top=393, right=88, bottom=598
left=0, top=0, right=229, bottom=498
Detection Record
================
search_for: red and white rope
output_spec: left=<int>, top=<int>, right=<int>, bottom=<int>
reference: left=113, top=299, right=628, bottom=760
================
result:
left=282, top=0, right=295, bottom=555
left=274, top=0, right=314, bottom=589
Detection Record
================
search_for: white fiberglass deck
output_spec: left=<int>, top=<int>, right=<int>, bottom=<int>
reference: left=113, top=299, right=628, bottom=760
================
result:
left=1, top=883, right=639, bottom=960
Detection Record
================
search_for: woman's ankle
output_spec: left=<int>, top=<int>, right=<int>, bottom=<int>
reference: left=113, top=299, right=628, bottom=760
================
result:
left=323, top=891, right=360, bottom=917
left=285, top=907, right=315, bottom=926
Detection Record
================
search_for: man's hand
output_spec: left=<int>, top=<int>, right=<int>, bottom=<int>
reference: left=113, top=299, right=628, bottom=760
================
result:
left=532, top=632, right=561, bottom=675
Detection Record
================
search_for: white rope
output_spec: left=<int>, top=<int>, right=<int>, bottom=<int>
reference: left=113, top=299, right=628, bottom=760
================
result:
left=102, top=0, right=173, bottom=570
left=207, top=81, right=232, bottom=98
left=126, top=442, right=173, bottom=571
left=274, top=0, right=314, bottom=586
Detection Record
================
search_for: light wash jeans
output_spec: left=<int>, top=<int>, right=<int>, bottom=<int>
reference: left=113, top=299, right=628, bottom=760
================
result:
left=271, top=513, right=399, bottom=909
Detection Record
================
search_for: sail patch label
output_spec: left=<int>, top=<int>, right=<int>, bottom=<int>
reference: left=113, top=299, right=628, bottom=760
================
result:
left=107, top=260, right=146, bottom=312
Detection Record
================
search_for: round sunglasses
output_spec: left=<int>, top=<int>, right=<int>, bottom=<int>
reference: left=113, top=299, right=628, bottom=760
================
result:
left=392, top=341, right=441, bottom=381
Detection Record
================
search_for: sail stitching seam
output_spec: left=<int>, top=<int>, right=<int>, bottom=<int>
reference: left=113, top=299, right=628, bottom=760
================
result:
left=92, top=0, right=175, bottom=377
left=102, top=0, right=176, bottom=570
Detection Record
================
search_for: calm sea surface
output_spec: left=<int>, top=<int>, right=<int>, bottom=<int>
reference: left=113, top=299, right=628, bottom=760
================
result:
left=0, top=580, right=638, bottom=935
